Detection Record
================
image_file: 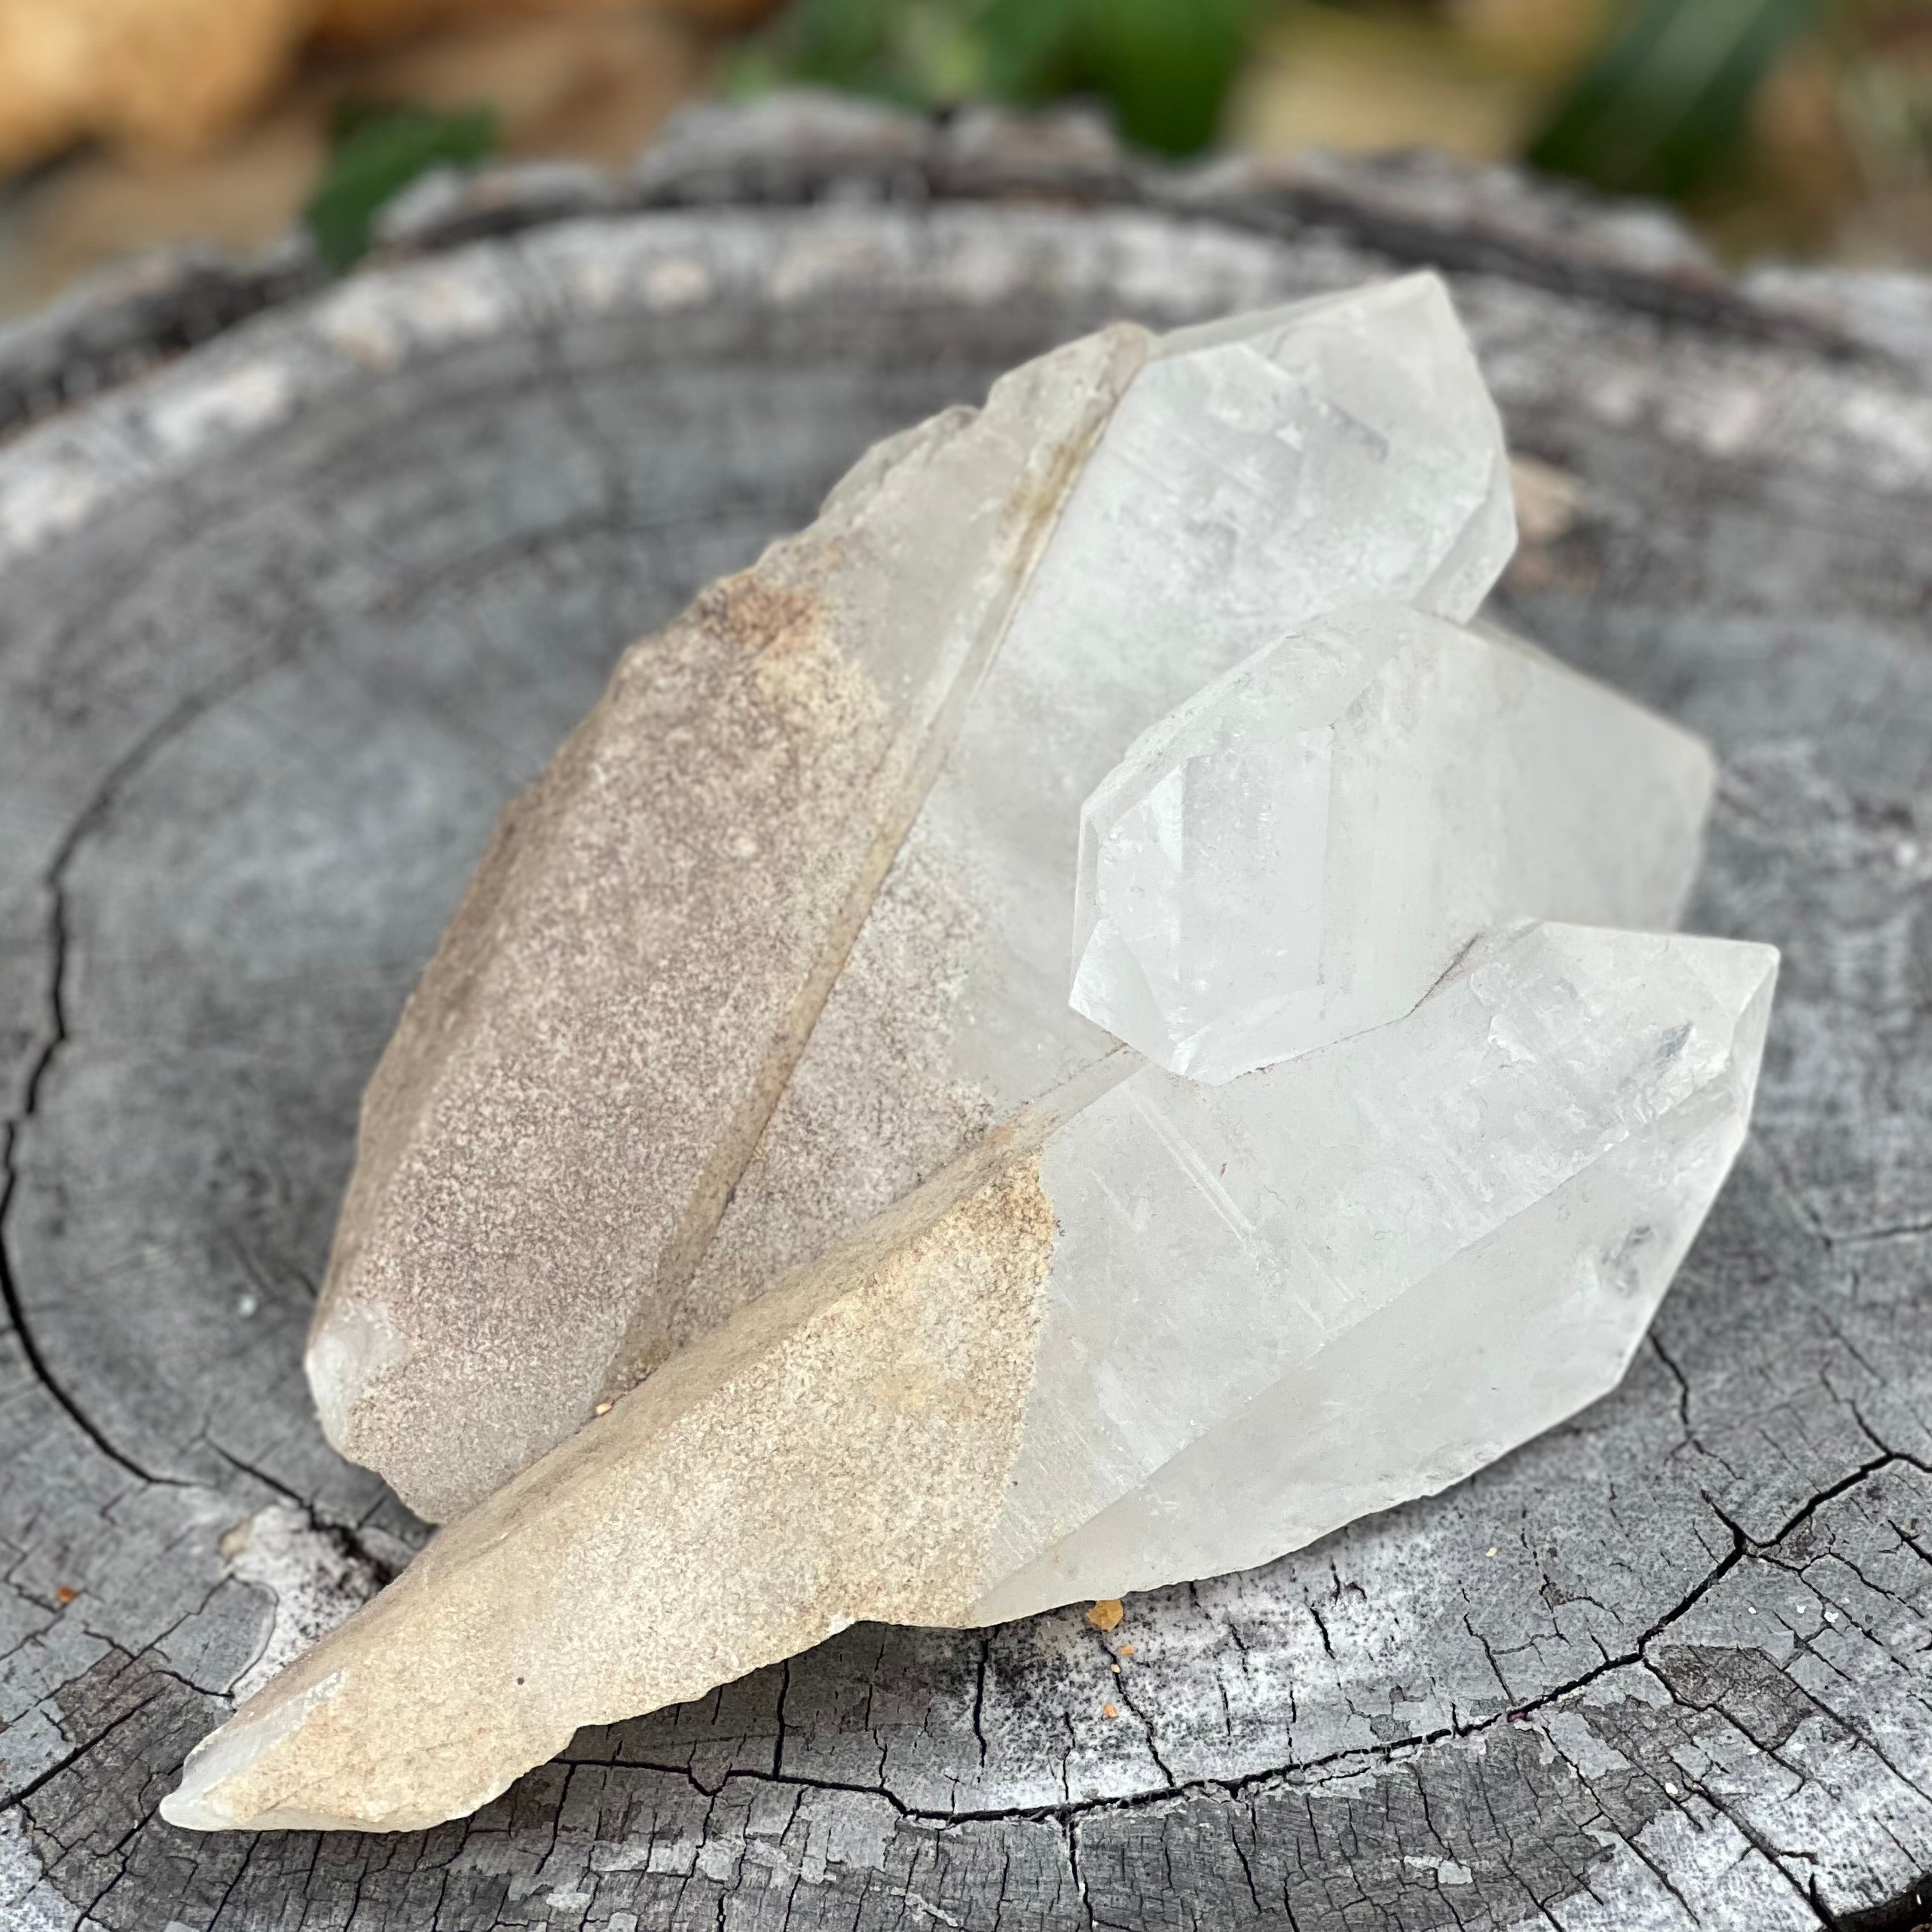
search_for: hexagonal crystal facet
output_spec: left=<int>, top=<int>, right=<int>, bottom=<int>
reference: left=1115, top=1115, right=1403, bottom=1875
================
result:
left=1070, top=604, right=1716, bottom=1082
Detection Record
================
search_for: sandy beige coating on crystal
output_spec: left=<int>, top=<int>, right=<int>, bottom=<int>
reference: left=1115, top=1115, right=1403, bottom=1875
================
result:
left=308, top=326, right=1145, bottom=1522
left=174, top=1148, right=1057, bottom=1834
left=672, top=822, right=998, bottom=1349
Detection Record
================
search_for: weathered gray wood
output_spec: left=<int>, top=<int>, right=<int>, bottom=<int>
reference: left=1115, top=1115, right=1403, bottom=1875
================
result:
left=3, top=100, right=1932, bottom=1930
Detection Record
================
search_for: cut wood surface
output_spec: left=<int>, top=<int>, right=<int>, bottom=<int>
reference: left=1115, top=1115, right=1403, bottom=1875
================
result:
left=2, top=96, right=1931, bottom=1930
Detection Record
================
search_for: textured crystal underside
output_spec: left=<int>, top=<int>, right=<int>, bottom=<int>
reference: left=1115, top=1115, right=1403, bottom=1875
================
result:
left=1069, top=604, right=1719, bottom=1082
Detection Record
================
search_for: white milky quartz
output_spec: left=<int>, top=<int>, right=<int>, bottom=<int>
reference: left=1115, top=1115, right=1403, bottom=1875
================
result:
left=972, top=919, right=1778, bottom=1622
left=1070, top=604, right=1718, bottom=1081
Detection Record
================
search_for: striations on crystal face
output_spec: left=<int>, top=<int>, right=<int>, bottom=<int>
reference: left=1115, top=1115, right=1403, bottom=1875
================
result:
left=1069, top=602, right=1718, bottom=1082
left=163, top=922, right=1774, bottom=1834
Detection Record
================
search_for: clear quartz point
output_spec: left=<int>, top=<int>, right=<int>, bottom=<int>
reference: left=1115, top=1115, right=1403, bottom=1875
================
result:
left=1070, top=604, right=1717, bottom=1083
left=978, top=920, right=1778, bottom=1619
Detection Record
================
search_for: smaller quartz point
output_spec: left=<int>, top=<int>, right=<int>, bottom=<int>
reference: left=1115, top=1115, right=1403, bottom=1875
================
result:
left=1070, top=604, right=1717, bottom=1082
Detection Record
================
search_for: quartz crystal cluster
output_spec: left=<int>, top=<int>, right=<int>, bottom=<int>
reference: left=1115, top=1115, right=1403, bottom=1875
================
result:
left=164, top=274, right=1775, bottom=1835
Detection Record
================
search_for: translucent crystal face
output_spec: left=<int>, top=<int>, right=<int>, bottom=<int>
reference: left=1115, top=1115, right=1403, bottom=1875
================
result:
left=1070, top=604, right=1717, bottom=1083
left=991, top=274, right=1516, bottom=724
left=977, top=920, right=1780, bottom=1622
left=897, top=274, right=1520, bottom=1115
left=1128, top=277, right=1518, bottom=630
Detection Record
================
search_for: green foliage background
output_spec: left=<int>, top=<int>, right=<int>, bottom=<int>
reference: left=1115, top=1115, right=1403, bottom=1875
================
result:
left=305, top=102, right=498, bottom=271
left=730, top=0, right=1264, bottom=155
left=301, top=2, right=1932, bottom=273
left=733, top=0, right=1833, bottom=192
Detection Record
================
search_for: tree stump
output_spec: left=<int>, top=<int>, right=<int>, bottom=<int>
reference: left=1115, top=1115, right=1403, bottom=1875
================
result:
left=4, top=99, right=1932, bottom=1932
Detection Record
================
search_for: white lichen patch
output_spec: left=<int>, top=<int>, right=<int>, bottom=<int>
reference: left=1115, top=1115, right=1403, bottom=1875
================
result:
left=219, top=1508, right=393, bottom=1704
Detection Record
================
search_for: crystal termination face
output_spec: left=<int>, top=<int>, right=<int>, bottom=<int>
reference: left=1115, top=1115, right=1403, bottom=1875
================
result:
left=1070, top=603, right=1719, bottom=1082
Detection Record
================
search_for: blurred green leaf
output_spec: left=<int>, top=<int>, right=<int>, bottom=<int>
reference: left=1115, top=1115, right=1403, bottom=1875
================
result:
left=305, top=102, right=498, bottom=274
left=1074, top=0, right=1260, bottom=154
left=1530, top=0, right=1822, bottom=197
left=731, top=0, right=1260, bottom=154
left=974, top=0, right=1084, bottom=100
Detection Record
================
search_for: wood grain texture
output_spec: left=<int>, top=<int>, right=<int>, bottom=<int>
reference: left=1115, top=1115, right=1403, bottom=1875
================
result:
left=2, top=98, right=1931, bottom=1930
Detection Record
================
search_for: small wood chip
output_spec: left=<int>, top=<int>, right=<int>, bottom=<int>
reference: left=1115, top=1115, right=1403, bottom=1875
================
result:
left=593, top=1402, right=613, bottom=1417
left=1118, top=1643, right=1135, bottom=1657
left=1509, top=454, right=1584, bottom=546
left=54, top=1586, right=76, bottom=1606
left=1102, top=1703, right=1117, bottom=1719
left=1086, top=1599, right=1124, bottom=1631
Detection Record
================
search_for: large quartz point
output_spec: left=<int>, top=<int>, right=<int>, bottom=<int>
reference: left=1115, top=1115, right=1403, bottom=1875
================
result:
left=167, top=922, right=1775, bottom=1833
left=1070, top=604, right=1717, bottom=1081
left=310, top=274, right=1519, bottom=1522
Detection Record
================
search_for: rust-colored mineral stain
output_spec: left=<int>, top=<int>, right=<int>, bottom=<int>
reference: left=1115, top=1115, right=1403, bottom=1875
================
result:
left=689, top=569, right=826, bottom=664
left=1086, top=1598, right=1123, bottom=1631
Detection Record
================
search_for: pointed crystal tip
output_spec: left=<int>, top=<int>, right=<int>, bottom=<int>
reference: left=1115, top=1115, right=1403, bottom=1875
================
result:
left=1070, top=603, right=1717, bottom=1081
